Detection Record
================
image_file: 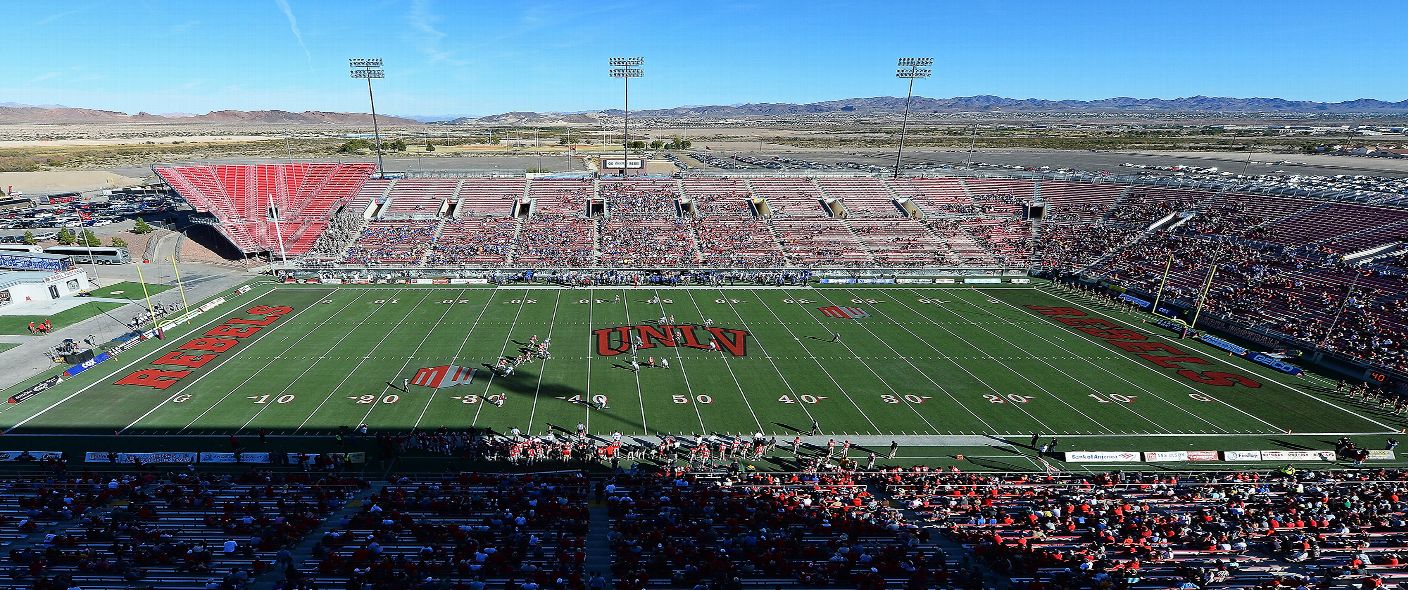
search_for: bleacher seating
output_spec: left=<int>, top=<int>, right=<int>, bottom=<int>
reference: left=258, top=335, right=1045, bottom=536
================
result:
left=749, top=178, right=827, bottom=218
left=382, top=179, right=457, bottom=218
left=341, top=220, right=439, bottom=266
left=681, top=177, right=754, bottom=218
left=530, top=179, right=594, bottom=216
left=515, top=214, right=597, bottom=267
left=156, top=163, right=376, bottom=256
left=426, top=217, right=519, bottom=266
left=457, top=178, right=526, bottom=216
left=815, top=178, right=902, bottom=218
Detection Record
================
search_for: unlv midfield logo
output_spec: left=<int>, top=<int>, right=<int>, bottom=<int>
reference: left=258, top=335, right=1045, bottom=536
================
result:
left=594, top=324, right=749, bottom=357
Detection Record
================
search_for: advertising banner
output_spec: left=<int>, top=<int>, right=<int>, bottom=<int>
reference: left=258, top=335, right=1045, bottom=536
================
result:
left=1142, top=451, right=1188, bottom=462
left=85, top=452, right=197, bottom=464
left=1062, top=451, right=1142, bottom=463
left=1222, top=451, right=1262, bottom=461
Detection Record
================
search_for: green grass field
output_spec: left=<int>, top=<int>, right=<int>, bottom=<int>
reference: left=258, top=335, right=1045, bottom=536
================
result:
left=0, top=282, right=1398, bottom=462
left=0, top=301, right=130, bottom=335
left=86, top=281, right=172, bottom=300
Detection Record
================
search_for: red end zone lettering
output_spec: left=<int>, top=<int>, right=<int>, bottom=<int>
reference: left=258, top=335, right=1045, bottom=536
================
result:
left=1024, top=305, right=1261, bottom=388
left=115, top=305, right=297, bottom=389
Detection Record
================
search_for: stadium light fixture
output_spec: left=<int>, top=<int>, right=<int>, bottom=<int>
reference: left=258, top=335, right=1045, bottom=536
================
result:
left=350, top=58, right=387, bottom=177
left=609, top=57, right=645, bottom=176
left=892, top=57, right=933, bottom=179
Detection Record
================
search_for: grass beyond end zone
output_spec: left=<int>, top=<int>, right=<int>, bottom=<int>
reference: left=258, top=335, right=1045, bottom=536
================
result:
left=86, top=281, right=173, bottom=300
left=0, top=301, right=131, bottom=335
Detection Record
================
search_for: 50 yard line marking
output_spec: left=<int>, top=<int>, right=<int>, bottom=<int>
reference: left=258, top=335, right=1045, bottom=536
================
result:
left=660, top=290, right=711, bottom=434
left=412, top=289, right=498, bottom=431
left=692, top=288, right=815, bottom=431
left=4, top=284, right=285, bottom=433
left=173, top=288, right=381, bottom=432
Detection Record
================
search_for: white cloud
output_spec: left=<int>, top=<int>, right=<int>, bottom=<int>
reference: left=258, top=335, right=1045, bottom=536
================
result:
left=408, top=0, right=465, bottom=66
left=274, top=0, right=314, bottom=71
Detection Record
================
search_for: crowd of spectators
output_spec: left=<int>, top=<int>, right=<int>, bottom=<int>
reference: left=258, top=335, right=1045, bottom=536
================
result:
left=1033, top=185, right=1408, bottom=372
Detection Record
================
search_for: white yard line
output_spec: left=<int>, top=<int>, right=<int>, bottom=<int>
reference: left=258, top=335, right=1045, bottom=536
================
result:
left=354, top=288, right=469, bottom=427
left=5, top=284, right=285, bottom=433
left=690, top=288, right=818, bottom=431
left=470, top=290, right=532, bottom=428
left=142, top=288, right=351, bottom=433
left=887, top=288, right=1180, bottom=434
left=812, top=287, right=1095, bottom=434
left=783, top=288, right=1020, bottom=434
left=525, top=290, right=564, bottom=429
left=411, top=289, right=500, bottom=431
left=619, top=289, right=650, bottom=435
left=1030, top=286, right=1374, bottom=432
left=584, top=290, right=594, bottom=434
left=743, top=289, right=882, bottom=433
left=237, top=290, right=405, bottom=432
left=939, top=288, right=1225, bottom=433
left=658, top=290, right=714, bottom=434
left=295, top=287, right=433, bottom=431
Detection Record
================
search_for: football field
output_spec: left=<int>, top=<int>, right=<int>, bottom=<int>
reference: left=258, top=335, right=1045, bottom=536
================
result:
left=0, top=282, right=1397, bottom=444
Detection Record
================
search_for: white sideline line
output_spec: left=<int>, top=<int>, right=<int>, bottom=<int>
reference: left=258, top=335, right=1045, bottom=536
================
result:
left=175, top=288, right=374, bottom=430
left=6, top=285, right=284, bottom=434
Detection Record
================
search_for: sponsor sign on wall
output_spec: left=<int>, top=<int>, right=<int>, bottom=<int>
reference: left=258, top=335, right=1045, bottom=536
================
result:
left=1062, top=451, right=1142, bottom=463
left=0, top=451, right=63, bottom=461
left=964, top=278, right=1002, bottom=284
left=198, top=452, right=272, bottom=464
left=1142, top=451, right=1189, bottom=462
left=85, top=452, right=197, bottom=464
left=1222, top=451, right=1262, bottom=461
left=1186, top=450, right=1220, bottom=461
left=1259, top=450, right=1336, bottom=462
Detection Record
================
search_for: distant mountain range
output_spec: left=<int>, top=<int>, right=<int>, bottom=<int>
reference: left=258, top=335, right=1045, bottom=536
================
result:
left=0, top=104, right=419, bottom=125
left=3, top=95, right=1408, bottom=126
left=447, top=95, right=1408, bottom=124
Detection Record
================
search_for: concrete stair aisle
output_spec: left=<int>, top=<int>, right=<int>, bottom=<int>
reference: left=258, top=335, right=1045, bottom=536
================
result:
left=583, top=503, right=614, bottom=589
left=250, top=481, right=382, bottom=590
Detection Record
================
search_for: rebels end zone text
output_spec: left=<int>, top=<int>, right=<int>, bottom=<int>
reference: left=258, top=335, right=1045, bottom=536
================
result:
left=114, top=305, right=295, bottom=390
left=1025, top=305, right=1261, bottom=388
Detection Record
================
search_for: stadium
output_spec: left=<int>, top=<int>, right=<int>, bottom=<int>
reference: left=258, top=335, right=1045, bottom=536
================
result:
left=1, top=160, right=1405, bottom=587
left=3, top=5, right=1408, bottom=589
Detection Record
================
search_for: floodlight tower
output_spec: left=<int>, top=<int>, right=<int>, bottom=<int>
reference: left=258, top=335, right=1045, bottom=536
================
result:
left=350, top=58, right=387, bottom=177
left=609, top=57, right=644, bottom=176
left=892, top=57, right=933, bottom=179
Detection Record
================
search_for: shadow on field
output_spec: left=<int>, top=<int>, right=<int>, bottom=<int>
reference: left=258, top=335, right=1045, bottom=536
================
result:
left=1270, top=438, right=1315, bottom=450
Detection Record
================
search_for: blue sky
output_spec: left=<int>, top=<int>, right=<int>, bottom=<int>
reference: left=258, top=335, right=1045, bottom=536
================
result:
left=4, top=0, right=1404, bottom=117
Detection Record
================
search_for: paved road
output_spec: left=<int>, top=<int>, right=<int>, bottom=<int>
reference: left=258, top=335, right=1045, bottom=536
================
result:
left=0, top=264, right=257, bottom=391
